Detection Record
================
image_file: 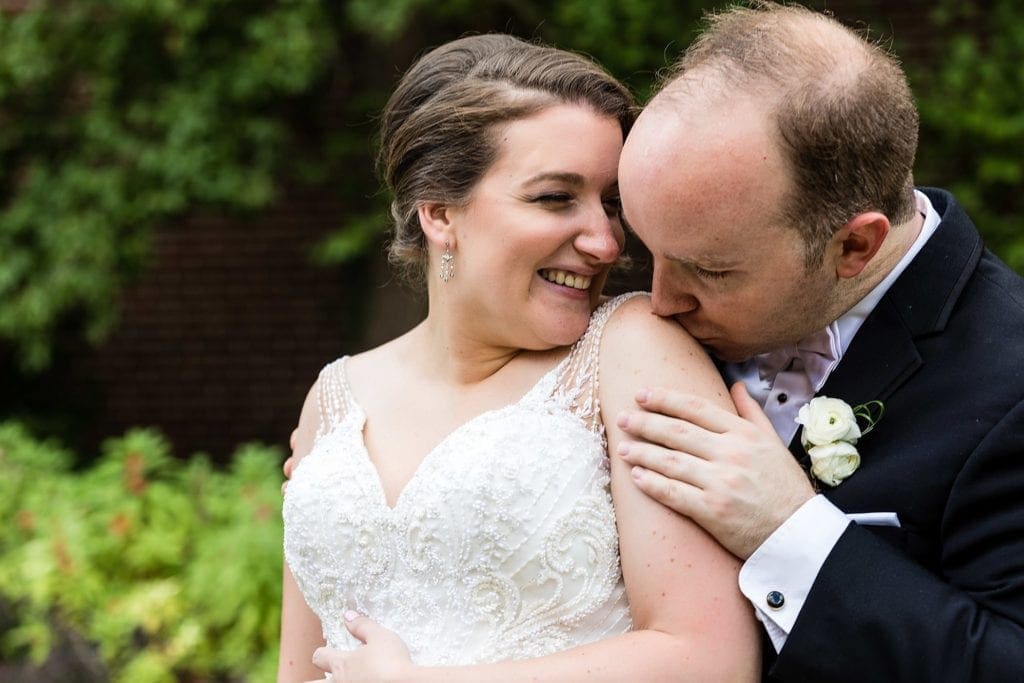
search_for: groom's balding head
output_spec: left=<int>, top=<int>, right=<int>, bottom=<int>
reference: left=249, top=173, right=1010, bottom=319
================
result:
left=654, top=1, right=919, bottom=265
left=619, top=2, right=924, bottom=361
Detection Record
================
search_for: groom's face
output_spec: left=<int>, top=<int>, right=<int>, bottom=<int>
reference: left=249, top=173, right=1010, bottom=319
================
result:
left=619, top=95, right=841, bottom=362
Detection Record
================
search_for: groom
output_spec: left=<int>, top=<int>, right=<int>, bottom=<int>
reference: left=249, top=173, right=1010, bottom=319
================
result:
left=615, top=3, right=1024, bottom=681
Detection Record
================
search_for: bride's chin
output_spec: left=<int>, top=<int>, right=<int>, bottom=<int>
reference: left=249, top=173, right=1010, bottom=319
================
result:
left=543, top=318, right=591, bottom=348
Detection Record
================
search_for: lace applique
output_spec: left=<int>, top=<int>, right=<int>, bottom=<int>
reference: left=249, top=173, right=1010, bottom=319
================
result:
left=549, top=291, right=648, bottom=434
left=283, top=292, right=648, bottom=665
left=314, top=358, right=355, bottom=442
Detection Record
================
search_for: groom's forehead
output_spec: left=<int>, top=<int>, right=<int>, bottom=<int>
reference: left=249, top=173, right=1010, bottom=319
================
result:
left=623, top=207, right=739, bottom=258
left=622, top=199, right=800, bottom=270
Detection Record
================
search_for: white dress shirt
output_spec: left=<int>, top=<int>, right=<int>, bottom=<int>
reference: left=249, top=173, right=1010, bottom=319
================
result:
left=730, top=190, right=942, bottom=651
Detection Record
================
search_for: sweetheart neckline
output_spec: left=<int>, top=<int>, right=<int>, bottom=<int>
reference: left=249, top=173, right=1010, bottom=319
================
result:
left=328, top=353, right=575, bottom=510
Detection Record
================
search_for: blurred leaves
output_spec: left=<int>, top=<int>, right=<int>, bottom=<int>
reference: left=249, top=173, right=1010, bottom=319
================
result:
left=0, top=421, right=284, bottom=682
left=915, top=0, right=1024, bottom=272
left=1, top=0, right=1022, bottom=372
left=0, top=0, right=334, bottom=370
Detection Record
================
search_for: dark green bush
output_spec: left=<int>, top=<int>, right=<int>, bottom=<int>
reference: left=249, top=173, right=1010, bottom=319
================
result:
left=0, top=423, right=284, bottom=682
left=915, top=0, right=1024, bottom=272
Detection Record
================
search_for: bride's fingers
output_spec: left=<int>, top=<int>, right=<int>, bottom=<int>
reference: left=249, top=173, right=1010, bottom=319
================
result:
left=312, top=646, right=345, bottom=673
left=343, top=610, right=395, bottom=645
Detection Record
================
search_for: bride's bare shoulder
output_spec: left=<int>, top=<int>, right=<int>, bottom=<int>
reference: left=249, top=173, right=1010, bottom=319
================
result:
left=601, top=293, right=704, bottom=357
left=598, top=293, right=729, bottom=408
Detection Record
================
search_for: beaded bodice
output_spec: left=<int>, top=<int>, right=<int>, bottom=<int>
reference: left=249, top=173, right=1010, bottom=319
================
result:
left=282, top=293, right=642, bottom=665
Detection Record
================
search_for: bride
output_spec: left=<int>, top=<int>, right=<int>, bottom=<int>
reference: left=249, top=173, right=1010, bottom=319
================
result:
left=279, top=34, right=760, bottom=682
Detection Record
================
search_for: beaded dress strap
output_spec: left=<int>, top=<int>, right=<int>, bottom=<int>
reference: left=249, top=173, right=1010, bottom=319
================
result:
left=315, top=356, right=356, bottom=441
left=556, top=291, right=649, bottom=434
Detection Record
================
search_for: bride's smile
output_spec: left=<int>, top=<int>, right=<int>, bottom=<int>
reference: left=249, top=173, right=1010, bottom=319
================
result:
left=427, top=103, right=626, bottom=352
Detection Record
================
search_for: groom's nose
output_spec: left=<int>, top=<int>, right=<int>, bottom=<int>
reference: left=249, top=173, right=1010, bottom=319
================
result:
left=651, top=265, right=699, bottom=317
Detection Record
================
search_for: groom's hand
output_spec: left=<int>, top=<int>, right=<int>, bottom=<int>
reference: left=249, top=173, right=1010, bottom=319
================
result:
left=281, top=428, right=299, bottom=495
left=617, top=382, right=815, bottom=559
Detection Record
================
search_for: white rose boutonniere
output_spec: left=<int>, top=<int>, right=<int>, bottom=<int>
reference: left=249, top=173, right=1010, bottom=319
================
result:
left=795, top=397, right=884, bottom=487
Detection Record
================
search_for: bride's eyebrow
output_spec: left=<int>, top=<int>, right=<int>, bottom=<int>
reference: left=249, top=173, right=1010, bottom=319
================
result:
left=522, top=172, right=585, bottom=187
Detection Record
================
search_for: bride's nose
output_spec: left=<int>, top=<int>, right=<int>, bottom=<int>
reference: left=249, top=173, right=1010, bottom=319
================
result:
left=573, top=208, right=622, bottom=265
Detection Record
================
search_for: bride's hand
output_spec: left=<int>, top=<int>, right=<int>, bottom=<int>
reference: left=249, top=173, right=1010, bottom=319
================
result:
left=310, top=612, right=416, bottom=683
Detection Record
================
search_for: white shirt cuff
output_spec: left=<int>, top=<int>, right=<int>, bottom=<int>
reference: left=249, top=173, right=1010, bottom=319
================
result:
left=738, top=495, right=850, bottom=652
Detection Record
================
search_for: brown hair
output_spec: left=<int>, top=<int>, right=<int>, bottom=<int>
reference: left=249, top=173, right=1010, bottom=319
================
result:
left=661, top=2, right=919, bottom=266
left=378, top=34, right=636, bottom=281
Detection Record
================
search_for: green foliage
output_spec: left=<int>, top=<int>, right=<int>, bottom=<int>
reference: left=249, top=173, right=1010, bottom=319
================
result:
left=2, top=0, right=1022, bottom=373
left=0, top=0, right=334, bottom=370
left=0, top=422, right=284, bottom=682
left=914, top=0, right=1024, bottom=271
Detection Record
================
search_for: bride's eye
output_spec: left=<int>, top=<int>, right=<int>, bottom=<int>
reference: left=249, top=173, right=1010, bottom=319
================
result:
left=531, top=193, right=573, bottom=205
left=602, top=196, right=622, bottom=217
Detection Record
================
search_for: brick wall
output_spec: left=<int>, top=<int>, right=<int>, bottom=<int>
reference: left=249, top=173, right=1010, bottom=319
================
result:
left=60, top=185, right=375, bottom=461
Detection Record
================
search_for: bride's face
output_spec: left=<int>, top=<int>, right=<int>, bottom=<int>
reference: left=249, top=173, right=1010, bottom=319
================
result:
left=441, top=104, right=625, bottom=350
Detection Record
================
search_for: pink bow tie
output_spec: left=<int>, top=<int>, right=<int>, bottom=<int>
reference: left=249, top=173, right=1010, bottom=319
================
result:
left=756, top=326, right=840, bottom=390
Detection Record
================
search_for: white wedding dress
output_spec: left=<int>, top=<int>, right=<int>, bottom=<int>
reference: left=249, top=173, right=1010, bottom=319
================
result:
left=283, top=293, right=642, bottom=666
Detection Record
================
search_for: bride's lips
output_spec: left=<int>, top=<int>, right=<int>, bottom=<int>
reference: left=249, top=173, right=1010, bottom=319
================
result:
left=538, top=268, right=595, bottom=291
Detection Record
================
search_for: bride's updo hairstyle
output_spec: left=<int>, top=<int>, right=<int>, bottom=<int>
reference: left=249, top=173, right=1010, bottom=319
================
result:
left=378, top=34, right=636, bottom=283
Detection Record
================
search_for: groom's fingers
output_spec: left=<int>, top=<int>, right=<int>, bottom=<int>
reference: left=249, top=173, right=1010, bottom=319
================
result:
left=617, top=440, right=711, bottom=489
left=731, top=382, right=776, bottom=435
left=634, top=388, right=738, bottom=433
left=281, top=456, right=296, bottom=495
left=629, top=465, right=706, bottom=519
left=617, top=409, right=719, bottom=459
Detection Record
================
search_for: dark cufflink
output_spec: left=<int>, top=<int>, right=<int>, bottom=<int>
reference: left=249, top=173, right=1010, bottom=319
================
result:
left=766, top=591, right=785, bottom=609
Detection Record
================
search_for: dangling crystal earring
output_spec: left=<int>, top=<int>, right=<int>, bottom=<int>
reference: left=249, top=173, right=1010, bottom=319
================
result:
left=440, top=241, right=455, bottom=282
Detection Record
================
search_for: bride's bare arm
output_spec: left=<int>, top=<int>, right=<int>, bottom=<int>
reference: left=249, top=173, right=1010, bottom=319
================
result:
left=326, top=296, right=760, bottom=682
left=598, top=295, right=761, bottom=679
left=278, top=385, right=328, bottom=683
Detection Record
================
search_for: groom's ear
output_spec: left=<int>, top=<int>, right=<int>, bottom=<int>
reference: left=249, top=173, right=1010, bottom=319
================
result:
left=832, top=212, right=889, bottom=279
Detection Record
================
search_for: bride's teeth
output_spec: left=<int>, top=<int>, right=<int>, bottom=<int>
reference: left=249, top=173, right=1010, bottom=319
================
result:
left=541, top=269, right=591, bottom=290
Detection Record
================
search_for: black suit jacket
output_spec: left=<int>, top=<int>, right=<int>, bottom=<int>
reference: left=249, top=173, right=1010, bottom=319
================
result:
left=765, top=188, right=1024, bottom=681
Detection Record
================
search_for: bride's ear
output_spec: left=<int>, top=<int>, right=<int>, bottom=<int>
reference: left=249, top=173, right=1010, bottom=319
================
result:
left=417, top=201, right=457, bottom=251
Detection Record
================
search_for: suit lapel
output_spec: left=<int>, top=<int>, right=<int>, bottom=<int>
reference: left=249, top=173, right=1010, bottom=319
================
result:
left=817, top=298, right=921, bottom=408
left=786, top=188, right=983, bottom=455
